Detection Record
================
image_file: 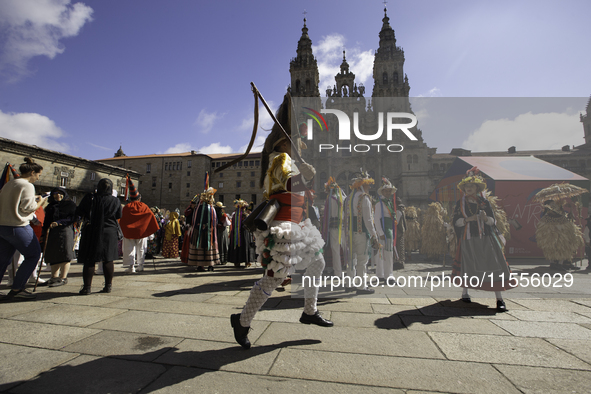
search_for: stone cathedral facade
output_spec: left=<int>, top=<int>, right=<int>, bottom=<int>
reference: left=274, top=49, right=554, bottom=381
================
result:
left=290, top=8, right=436, bottom=207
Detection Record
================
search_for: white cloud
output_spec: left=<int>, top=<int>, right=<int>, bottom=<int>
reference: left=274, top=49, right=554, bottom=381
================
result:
left=238, top=102, right=275, bottom=132
left=197, top=142, right=233, bottom=155
left=193, top=109, right=224, bottom=134
left=313, top=34, right=374, bottom=95
left=162, top=143, right=193, bottom=154
left=462, top=112, right=584, bottom=152
left=238, top=136, right=266, bottom=155
left=0, top=110, right=69, bottom=151
left=417, top=87, right=442, bottom=97
left=0, top=0, right=93, bottom=81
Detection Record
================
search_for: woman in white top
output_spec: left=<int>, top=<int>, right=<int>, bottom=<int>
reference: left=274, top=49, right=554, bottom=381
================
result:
left=0, top=158, right=45, bottom=301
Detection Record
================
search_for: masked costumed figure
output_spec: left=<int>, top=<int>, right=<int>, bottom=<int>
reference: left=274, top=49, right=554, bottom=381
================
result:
left=227, top=199, right=253, bottom=268
left=374, top=177, right=399, bottom=281
left=231, top=93, right=333, bottom=350
left=343, top=170, right=381, bottom=294
left=536, top=199, right=584, bottom=271
left=420, top=202, right=447, bottom=261
left=322, top=177, right=346, bottom=276
left=452, top=167, right=515, bottom=311
left=188, top=187, right=219, bottom=271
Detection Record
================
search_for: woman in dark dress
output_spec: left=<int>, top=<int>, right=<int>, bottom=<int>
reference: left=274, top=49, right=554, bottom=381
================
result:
left=76, top=178, right=122, bottom=294
left=42, top=187, right=77, bottom=287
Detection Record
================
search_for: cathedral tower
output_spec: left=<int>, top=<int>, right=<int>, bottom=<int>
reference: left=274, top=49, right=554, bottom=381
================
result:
left=371, top=6, right=410, bottom=98
left=290, top=18, right=320, bottom=97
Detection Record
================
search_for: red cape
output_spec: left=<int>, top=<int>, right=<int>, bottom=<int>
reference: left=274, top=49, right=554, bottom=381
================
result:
left=120, top=201, right=159, bottom=239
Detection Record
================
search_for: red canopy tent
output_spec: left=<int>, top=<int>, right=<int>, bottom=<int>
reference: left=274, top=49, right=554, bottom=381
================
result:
left=430, top=156, right=589, bottom=258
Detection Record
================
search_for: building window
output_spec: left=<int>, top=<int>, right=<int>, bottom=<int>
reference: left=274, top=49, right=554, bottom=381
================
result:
left=178, top=162, right=182, bottom=170
left=235, top=194, right=240, bottom=200
left=186, top=183, right=190, bottom=188
left=250, top=181, right=255, bottom=187
left=218, top=182, right=223, bottom=188
left=60, top=177, right=67, bottom=187
left=219, top=195, right=224, bottom=203
left=187, top=160, right=192, bottom=168
left=216, top=162, right=220, bottom=168
left=186, top=192, right=190, bottom=197
left=219, top=173, right=223, bottom=177
left=249, top=160, right=254, bottom=167
left=146, top=163, right=151, bottom=173
left=187, top=171, right=190, bottom=176
left=90, top=172, right=96, bottom=180
left=121, top=186, right=125, bottom=195
left=237, top=172, right=241, bottom=177
left=255, top=160, right=260, bottom=166
left=172, top=163, right=176, bottom=171
left=238, top=161, right=242, bottom=167
left=165, top=163, right=169, bottom=171
left=251, top=194, right=257, bottom=206
left=393, top=71, right=399, bottom=83
left=251, top=171, right=255, bottom=177
left=169, top=183, right=172, bottom=189
left=221, top=162, right=226, bottom=166
left=236, top=181, right=241, bottom=187
left=212, top=162, right=215, bottom=169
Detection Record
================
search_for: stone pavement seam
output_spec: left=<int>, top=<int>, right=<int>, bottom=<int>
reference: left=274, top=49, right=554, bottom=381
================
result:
left=489, top=363, right=525, bottom=394
left=540, top=337, right=591, bottom=370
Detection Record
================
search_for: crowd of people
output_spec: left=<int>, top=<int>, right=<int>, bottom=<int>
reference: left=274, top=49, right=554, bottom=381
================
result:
left=1, top=95, right=589, bottom=350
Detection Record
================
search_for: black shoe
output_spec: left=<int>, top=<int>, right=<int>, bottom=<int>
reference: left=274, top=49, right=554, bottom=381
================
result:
left=99, top=284, right=112, bottom=293
left=49, top=278, right=65, bottom=287
left=231, top=314, right=251, bottom=349
left=207, top=266, right=214, bottom=272
left=299, top=311, right=334, bottom=327
left=196, top=266, right=205, bottom=272
left=1, top=289, right=37, bottom=301
left=79, top=285, right=91, bottom=295
left=461, top=296, right=471, bottom=303
left=496, top=300, right=508, bottom=312
left=356, top=288, right=375, bottom=295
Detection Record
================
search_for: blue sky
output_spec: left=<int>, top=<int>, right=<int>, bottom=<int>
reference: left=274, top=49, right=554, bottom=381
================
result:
left=0, top=0, right=590, bottom=160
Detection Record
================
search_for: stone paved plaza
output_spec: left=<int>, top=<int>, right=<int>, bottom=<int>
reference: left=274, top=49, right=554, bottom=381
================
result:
left=1, top=257, right=591, bottom=393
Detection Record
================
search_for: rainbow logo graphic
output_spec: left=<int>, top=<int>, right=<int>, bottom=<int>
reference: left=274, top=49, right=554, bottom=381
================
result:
left=302, top=107, right=329, bottom=132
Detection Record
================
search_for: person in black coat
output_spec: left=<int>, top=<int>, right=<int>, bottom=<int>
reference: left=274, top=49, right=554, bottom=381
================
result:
left=42, top=187, right=77, bottom=287
left=76, top=179, right=122, bottom=294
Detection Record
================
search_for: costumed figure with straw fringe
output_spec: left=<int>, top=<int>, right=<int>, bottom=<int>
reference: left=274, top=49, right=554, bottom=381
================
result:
left=374, top=177, right=399, bottom=281
left=420, top=202, right=447, bottom=262
left=187, top=187, right=220, bottom=271
left=343, top=170, right=382, bottom=294
left=322, top=177, right=346, bottom=276
left=533, top=183, right=587, bottom=271
left=404, top=206, right=421, bottom=260
left=228, top=199, right=253, bottom=268
left=230, top=90, right=333, bottom=350
left=452, top=167, right=515, bottom=312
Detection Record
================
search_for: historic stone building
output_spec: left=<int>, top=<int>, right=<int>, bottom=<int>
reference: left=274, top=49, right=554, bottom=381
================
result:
left=97, top=150, right=264, bottom=213
left=292, top=9, right=434, bottom=207
left=0, top=137, right=139, bottom=203
left=291, top=8, right=590, bottom=207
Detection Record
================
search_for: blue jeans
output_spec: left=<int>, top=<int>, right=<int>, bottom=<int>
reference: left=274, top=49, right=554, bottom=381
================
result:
left=0, top=225, right=41, bottom=290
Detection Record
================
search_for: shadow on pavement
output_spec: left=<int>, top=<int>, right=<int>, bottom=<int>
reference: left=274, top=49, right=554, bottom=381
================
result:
left=4, top=339, right=321, bottom=394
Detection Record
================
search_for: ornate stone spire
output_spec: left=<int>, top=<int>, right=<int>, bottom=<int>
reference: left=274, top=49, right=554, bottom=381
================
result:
left=290, top=16, right=320, bottom=97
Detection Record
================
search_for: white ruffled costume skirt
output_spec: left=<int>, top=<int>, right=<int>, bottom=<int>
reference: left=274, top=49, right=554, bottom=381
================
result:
left=254, top=218, right=325, bottom=279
